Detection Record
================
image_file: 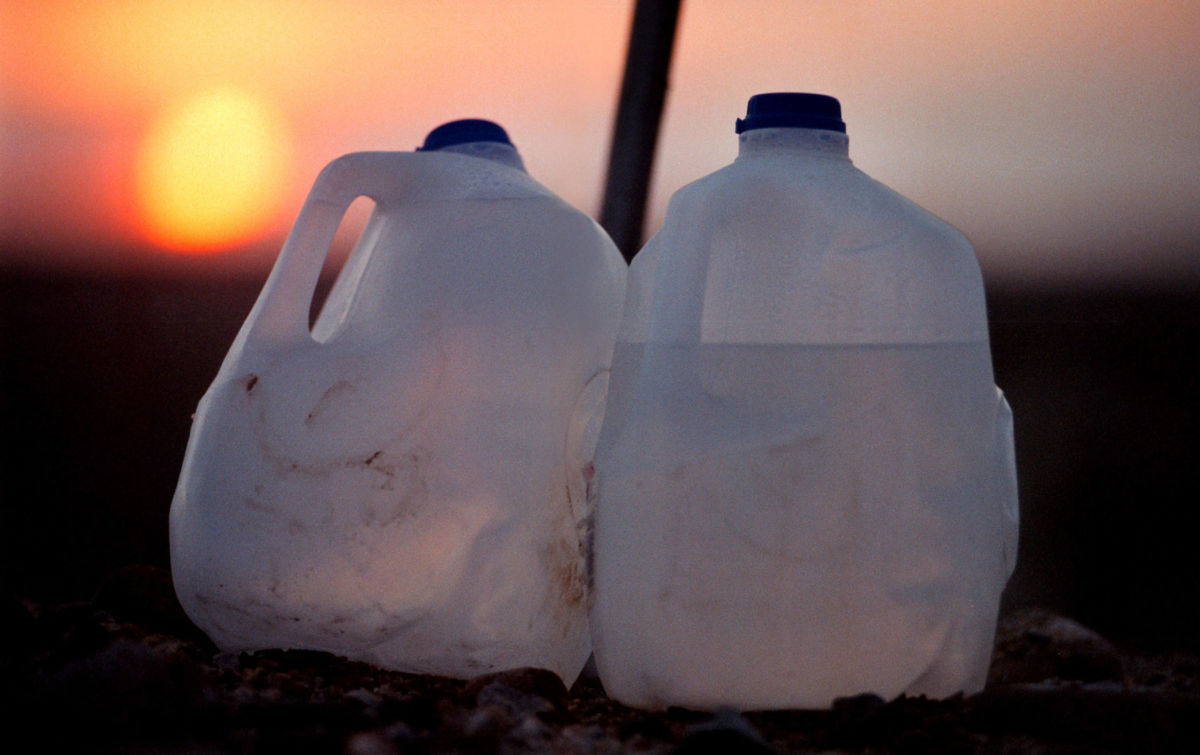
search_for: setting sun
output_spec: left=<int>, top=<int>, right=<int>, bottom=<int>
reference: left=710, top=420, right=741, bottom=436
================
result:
left=135, top=87, right=291, bottom=252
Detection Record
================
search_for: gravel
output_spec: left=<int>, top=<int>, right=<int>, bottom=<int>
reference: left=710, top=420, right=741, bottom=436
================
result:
left=4, top=564, right=1199, bottom=753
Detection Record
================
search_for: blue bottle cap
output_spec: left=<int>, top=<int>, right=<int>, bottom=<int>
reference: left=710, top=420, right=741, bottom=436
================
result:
left=735, top=93, right=846, bottom=134
left=418, top=119, right=514, bottom=151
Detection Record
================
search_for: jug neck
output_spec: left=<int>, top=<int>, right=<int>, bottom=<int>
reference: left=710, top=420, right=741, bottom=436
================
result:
left=437, top=140, right=527, bottom=172
left=736, top=127, right=850, bottom=162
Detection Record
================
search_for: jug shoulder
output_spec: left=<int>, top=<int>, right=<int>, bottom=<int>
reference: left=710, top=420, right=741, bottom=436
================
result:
left=660, top=157, right=856, bottom=217
left=312, top=150, right=549, bottom=208
left=641, top=161, right=987, bottom=345
left=670, top=159, right=972, bottom=252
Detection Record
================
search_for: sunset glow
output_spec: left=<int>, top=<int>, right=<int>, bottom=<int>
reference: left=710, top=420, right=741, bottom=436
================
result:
left=2, top=1, right=1199, bottom=281
left=134, top=88, right=291, bottom=252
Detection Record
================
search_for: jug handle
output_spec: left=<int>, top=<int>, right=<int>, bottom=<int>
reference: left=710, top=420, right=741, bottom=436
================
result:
left=236, top=152, right=411, bottom=351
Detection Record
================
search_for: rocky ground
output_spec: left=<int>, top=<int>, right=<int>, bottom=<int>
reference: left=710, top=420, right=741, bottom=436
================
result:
left=5, top=565, right=1199, bottom=754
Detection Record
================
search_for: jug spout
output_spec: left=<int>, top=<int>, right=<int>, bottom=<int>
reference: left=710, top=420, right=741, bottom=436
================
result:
left=418, top=118, right=526, bottom=171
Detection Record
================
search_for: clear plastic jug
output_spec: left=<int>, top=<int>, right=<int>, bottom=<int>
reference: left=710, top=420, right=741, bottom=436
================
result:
left=169, top=120, right=627, bottom=685
left=590, top=94, right=1019, bottom=710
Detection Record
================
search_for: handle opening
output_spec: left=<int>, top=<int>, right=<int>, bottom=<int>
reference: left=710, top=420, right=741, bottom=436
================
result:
left=309, top=195, right=379, bottom=343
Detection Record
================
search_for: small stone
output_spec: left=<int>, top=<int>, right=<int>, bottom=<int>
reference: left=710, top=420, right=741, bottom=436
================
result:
left=475, top=680, right=555, bottom=719
left=989, top=608, right=1126, bottom=685
left=831, top=692, right=887, bottom=720
left=676, top=707, right=774, bottom=754
left=507, top=713, right=553, bottom=745
left=463, top=666, right=568, bottom=707
left=463, top=705, right=513, bottom=739
left=344, top=730, right=398, bottom=755
left=345, top=687, right=383, bottom=709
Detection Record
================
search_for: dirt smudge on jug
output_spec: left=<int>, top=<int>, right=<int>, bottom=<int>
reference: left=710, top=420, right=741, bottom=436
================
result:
left=305, top=380, right=355, bottom=425
left=543, top=528, right=587, bottom=612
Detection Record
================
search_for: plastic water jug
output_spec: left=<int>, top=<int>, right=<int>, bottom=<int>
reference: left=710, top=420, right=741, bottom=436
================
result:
left=169, top=120, right=627, bottom=685
left=590, top=94, right=1019, bottom=710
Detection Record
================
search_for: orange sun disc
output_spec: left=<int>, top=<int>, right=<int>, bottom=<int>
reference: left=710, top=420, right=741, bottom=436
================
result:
left=135, top=87, right=291, bottom=253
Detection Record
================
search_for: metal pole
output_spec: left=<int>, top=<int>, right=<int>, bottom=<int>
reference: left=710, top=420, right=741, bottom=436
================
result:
left=599, top=0, right=682, bottom=263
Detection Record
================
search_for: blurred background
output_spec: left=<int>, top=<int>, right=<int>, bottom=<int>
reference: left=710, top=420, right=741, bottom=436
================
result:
left=2, top=1, right=1199, bottom=648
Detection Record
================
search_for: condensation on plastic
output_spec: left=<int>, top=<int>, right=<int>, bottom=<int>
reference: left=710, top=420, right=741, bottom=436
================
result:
left=590, top=124, right=1019, bottom=711
left=169, top=145, right=627, bottom=686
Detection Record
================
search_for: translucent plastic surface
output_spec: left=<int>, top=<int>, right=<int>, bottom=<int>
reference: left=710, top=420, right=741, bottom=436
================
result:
left=170, top=147, right=626, bottom=685
left=590, top=125, right=1018, bottom=710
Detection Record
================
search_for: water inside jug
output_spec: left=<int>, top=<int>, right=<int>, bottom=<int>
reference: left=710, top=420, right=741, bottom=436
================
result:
left=590, top=93, right=1019, bottom=710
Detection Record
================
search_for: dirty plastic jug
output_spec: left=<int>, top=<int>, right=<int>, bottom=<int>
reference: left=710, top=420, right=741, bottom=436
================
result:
left=590, top=94, right=1019, bottom=710
left=169, top=120, right=627, bottom=685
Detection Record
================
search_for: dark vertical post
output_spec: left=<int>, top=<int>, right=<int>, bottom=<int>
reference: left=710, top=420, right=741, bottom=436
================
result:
left=599, top=0, right=682, bottom=263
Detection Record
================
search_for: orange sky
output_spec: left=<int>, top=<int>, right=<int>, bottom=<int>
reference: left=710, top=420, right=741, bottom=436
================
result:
left=2, top=0, right=1199, bottom=285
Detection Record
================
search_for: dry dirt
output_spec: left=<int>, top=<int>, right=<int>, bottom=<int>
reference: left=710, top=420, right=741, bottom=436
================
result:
left=5, top=564, right=1199, bottom=754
